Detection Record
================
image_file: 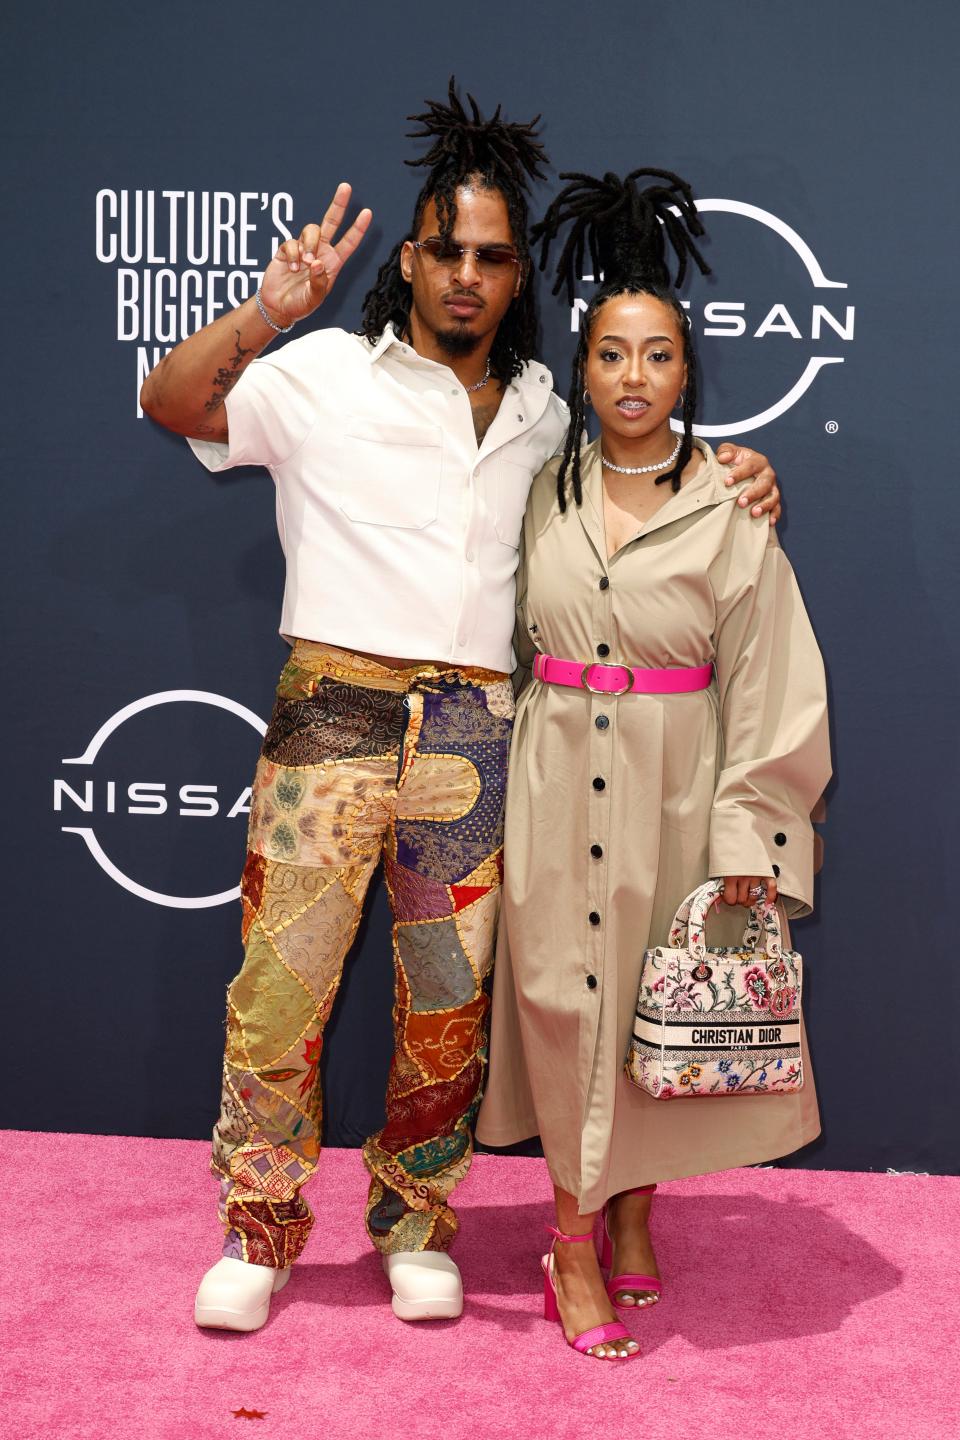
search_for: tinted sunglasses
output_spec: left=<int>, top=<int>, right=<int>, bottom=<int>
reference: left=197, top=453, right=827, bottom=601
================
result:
left=411, top=237, right=522, bottom=270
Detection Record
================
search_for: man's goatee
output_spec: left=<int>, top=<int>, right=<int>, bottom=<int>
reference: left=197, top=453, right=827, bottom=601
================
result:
left=435, top=325, right=482, bottom=359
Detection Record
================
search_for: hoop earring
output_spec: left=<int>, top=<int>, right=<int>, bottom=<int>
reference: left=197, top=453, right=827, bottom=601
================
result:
left=674, top=392, right=685, bottom=411
left=583, top=389, right=591, bottom=406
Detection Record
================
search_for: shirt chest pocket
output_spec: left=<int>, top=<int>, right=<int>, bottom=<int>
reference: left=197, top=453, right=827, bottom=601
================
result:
left=495, top=442, right=540, bottom=547
left=338, top=418, right=443, bottom=530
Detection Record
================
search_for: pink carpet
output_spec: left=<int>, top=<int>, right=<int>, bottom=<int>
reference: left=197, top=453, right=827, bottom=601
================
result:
left=1, top=1131, right=956, bottom=1440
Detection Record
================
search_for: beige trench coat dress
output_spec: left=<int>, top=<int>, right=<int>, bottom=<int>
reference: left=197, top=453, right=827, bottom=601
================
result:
left=475, top=440, right=832, bottom=1211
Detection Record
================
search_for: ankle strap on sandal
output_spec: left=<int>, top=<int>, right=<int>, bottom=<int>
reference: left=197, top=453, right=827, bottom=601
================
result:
left=546, top=1225, right=595, bottom=1243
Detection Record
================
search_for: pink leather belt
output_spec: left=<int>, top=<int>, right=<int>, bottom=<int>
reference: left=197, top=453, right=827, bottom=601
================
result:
left=533, top=653, right=713, bottom=696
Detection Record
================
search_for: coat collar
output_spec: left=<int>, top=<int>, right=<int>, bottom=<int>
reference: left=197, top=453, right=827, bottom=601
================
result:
left=574, top=436, right=735, bottom=565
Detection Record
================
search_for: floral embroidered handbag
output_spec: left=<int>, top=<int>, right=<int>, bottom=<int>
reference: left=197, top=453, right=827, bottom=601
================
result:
left=626, top=878, right=803, bottom=1100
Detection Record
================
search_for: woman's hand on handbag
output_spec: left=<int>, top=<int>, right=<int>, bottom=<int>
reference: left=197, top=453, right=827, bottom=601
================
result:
left=721, top=875, right=778, bottom=906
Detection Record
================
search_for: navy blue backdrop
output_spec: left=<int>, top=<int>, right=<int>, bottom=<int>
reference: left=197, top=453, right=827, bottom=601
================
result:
left=3, top=0, right=957, bottom=1174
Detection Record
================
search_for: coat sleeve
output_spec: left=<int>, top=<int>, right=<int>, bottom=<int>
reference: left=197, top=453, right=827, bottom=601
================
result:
left=511, top=526, right=537, bottom=698
left=709, top=523, right=831, bottom=916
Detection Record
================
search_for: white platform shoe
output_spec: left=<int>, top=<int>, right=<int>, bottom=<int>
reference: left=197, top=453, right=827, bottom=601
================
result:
left=383, top=1250, right=463, bottom=1321
left=194, top=1257, right=291, bottom=1332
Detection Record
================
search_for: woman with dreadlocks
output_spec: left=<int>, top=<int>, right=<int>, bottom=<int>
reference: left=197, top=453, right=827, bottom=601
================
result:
left=476, top=170, right=830, bottom=1361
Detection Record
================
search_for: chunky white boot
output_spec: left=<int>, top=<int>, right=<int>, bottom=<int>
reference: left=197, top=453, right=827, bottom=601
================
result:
left=194, top=1257, right=291, bottom=1332
left=382, top=1251, right=463, bottom=1321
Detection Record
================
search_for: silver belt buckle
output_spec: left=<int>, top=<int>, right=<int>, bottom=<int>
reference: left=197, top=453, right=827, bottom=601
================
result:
left=581, top=663, right=632, bottom=696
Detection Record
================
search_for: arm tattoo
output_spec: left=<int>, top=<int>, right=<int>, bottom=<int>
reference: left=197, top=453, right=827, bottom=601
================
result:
left=203, top=329, right=255, bottom=414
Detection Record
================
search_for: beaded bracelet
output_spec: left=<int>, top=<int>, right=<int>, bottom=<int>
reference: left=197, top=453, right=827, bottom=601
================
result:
left=255, top=289, right=294, bottom=334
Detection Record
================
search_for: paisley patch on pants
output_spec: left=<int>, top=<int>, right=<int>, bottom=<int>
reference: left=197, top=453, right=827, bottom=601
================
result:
left=403, top=995, right=489, bottom=1083
left=225, top=928, right=317, bottom=1071
left=396, top=918, right=480, bottom=1012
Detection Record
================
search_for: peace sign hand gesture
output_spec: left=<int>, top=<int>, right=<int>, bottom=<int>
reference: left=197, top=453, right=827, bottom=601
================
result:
left=259, top=182, right=373, bottom=329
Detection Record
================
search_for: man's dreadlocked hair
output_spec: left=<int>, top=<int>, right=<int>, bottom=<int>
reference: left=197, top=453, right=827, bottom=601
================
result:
left=532, top=168, right=711, bottom=511
left=359, top=78, right=548, bottom=383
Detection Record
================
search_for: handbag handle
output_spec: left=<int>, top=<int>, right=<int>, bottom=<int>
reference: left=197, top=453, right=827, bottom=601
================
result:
left=668, top=879, right=782, bottom=962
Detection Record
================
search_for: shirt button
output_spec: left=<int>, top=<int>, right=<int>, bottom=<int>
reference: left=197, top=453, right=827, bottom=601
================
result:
left=451, top=388, right=458, bottom=396
left=773, top=864, right=781, bottom=877
left=590, top=844, right=603, bottom=858
left=592, top=776, right=606, bottom=791
left=599, top=577, right=610, bottom=591
left=586, top=974, right=598, bottom=989
left=517, top=414, right=524, bottom=422
left=466, top=551, right=475, bottom=563
left=774, top=832, right=787, bottom=846
left=588, top=912, right=601, bottom=926
left=596, top=643, right=610, bottom=657
left=458, top=636, right=468, bottom=647
left=539, top=374, right=547, bottom=384
left=595, top=715, right=609, bottom=731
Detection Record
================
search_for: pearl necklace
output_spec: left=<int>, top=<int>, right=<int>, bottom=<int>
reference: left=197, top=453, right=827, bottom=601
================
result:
left=466, top=358, right=492, bottom=392
left=601, top=435, right=682, bottom=474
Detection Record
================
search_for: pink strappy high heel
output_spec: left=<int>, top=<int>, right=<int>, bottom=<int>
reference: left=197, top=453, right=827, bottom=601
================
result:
left=541, top=1226, right=640, bottom=1360
left=600, top=1185, right=663, bottom=1309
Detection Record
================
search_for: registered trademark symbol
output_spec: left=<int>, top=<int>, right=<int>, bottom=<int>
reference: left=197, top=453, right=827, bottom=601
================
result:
left=825, top=420, right=839, bottom=434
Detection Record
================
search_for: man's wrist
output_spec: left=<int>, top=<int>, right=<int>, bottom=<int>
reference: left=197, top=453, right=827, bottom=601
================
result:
left=255, top=289, right=295, bottom=335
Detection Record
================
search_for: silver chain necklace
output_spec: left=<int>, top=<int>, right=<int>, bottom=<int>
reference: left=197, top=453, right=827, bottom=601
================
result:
left=601, top=435, right=682, bottom=474
left=465, top=358, right=492, bottom=393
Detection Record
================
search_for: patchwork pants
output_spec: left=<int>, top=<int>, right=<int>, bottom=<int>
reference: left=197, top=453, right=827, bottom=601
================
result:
left=212, top=641, right=514, bottom=1267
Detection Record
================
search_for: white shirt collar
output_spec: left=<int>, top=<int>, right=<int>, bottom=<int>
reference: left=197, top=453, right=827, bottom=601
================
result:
left=364, top=321, right=403, bottom=364
left=365, top=321, right=555, bottom=394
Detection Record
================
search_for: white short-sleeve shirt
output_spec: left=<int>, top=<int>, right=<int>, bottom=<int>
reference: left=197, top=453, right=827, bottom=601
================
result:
left=189, top=324, right=568, bottom=672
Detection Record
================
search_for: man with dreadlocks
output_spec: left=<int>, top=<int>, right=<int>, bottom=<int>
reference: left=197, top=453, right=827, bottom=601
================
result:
left=476, top=168, right=830, bottom=1360
left=140, top=83, right=781, bottom=1333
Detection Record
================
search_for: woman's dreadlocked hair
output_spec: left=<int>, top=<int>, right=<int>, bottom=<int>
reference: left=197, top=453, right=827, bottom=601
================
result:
left=359, top=78, right=548, bottom=383
left=531, top=168, right=711, bottom=511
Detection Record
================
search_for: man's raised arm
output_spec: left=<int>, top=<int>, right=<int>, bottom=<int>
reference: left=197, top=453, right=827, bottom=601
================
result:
left=139, top=183, right=372, bottom=442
